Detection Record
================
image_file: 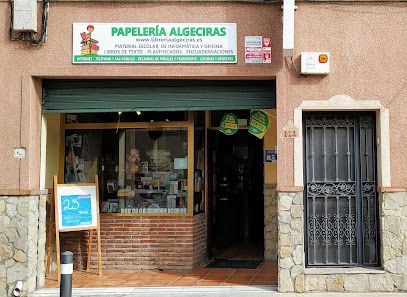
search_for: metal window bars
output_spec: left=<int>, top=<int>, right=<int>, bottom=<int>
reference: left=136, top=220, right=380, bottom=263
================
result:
left=304, top=113, right=379, bottom=266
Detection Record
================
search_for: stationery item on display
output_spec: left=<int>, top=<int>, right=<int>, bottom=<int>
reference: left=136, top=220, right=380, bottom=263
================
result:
left=139, top=201, right=149, bottom=209
left=77, top=172, right=86, bottom=182
left=174, top=157, right=188, bottom=170
left=146, top=149, right=171, bottom=171
left=80, top=134, right=91, bottom=161
left=118, top=197, right=125, bottom=211
left=141, top=176, right=153, bottom=189
left=117, top=188, right=135, bottom=197
left=166, top=195, right=177, bottom=208
left=152, top=172, right=166, bottom=180
left=194, top=170, right=202, bottom=192
left=177, top=196, right=184, bottom=208
left=107, top=180, right=118, bottom=193
left=109, top=202, right=119, bottom=213
left=100, top=202, right=110, bottom=213
left=152, top=180, right=160, bottom=190
left=134, top=176, right=142, bottom=189
left=170, top=181, right=179, bottom=195
left=77, top=158, right=85, bottom=171
left=66, top=143, right=78, bottom=183
left=67, top=134, right=82, bottom=147
left=141, top=162, right=149, bottom=174
left=127, top=148, right=140, bottom=174
left=180, top=179, right=188, bottom=191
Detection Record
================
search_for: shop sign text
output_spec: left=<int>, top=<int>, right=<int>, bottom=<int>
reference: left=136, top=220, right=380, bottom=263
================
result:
left=248, top=109, right=271, bottom=139
left=245, top=36, right=271, bottom=64
left=220, top=113, right=239, bottom=135
left=73, top=23, right=237, bottom=64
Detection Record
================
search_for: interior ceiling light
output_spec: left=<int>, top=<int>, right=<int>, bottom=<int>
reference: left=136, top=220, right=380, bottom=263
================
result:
left=136, top=111, right=141, bottom=115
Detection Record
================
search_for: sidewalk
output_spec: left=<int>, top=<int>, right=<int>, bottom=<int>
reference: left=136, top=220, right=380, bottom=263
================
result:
left=29, top=286, right=407, bottom=297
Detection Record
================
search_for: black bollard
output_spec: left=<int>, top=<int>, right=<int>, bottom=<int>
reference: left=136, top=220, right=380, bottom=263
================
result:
left=60, top=251, right=73, bottom=297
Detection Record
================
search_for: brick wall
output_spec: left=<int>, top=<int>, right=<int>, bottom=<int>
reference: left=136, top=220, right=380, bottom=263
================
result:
left=60, top=213, right=207, bottom=271
left=60, top=231, right=88, bottom=270
left=193, top=213, right=207, bottom=267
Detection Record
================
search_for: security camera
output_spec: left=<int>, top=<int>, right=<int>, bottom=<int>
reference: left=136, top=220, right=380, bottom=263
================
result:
left=13, top=281, right=22, bottom=297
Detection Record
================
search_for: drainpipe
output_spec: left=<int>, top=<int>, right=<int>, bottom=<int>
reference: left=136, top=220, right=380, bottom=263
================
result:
left=283, top=0, right=296, bottom=57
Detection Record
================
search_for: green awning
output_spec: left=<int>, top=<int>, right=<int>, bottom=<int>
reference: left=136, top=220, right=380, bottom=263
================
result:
left=43, top=79, right=276, bottom=113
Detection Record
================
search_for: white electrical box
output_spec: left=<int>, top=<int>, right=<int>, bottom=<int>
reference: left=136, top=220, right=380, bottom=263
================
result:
left=13, top=0, right=37, bottom=32
left=301, top=52, right=330, bottom=74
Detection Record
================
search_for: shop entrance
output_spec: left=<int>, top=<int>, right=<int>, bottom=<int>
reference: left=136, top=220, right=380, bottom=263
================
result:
left=208, top=112, right=264, bottom=261
left=42, top=80, right=277, bottom=290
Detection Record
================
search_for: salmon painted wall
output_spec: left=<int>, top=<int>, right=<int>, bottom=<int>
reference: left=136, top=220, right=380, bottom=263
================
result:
left=1, top=1, right=406, bottom=193
left=0, top=2, right=282, bottom=194
left=276, top=3, right=407, bottom=188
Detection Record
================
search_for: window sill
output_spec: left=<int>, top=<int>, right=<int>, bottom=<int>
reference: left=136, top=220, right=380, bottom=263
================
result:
left=304, top=267, right=385, bottom=275
left=100, top=212, right=193, bottom=217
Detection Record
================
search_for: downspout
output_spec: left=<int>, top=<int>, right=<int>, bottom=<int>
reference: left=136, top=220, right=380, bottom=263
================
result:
left=283, top=0, right=296, bottom=57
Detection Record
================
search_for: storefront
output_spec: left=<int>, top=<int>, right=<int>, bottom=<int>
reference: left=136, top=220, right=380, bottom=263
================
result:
left=42, top=79, right=277, bottom=271
left=2, top=0, right=407, bottom=295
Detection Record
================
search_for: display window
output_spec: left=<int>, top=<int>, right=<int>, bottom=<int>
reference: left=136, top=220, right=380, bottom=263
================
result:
left=63, top=113, right=195, bottom=216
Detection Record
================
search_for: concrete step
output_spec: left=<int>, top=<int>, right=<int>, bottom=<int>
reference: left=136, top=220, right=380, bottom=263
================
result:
left=30, top=285, right=278, bottom=297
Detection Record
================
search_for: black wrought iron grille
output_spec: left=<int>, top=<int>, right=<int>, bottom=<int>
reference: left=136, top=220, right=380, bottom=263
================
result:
left=304, top=114, right=379, bottom=266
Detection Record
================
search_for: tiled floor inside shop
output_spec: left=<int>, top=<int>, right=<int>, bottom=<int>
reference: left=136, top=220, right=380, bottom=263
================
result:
left=45, top=261, right=277, bottom=288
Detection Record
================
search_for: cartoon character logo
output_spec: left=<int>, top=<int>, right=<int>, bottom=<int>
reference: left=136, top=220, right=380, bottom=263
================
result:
left=80, top=25, right=100, bottom=55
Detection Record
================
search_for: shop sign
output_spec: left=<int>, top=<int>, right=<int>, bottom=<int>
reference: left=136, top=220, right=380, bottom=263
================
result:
left=248, top=109, right=271, bottom=139
left=219, top=113, right=239, bottom=135
left=262, top=37, right=271, bottom=63
left=56, top=185, right=98, bottom=230
left=245, top=36, right=272, bottom=64
left=73, top=23, right=237, bottom=64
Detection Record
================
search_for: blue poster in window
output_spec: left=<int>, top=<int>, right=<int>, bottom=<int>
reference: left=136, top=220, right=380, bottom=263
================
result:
left=60, top=194, right=92, bottom=228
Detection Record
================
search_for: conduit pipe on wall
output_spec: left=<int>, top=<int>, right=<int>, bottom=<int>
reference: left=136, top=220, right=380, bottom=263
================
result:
left=283, top=0, right=295, bottom=57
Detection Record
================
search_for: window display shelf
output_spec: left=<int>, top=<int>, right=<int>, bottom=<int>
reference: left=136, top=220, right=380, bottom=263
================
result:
left=62, top=119, right=194, bottom=217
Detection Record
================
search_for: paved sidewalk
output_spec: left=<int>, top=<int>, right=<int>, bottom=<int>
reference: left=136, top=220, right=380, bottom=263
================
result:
left=29, top=286, right=407, bottom=297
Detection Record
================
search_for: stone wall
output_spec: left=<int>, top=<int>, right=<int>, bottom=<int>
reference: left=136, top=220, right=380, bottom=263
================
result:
left=277, top=191, right=407, bottom=293
left=0, top=195, right=46, bottom=297
left=382, top=192, right=407, bottom=291
left=277, top=192, right=304, bottom=292
left=264, top=185, right=277, bottom=260
left=302, top=269, right=394, bottom=292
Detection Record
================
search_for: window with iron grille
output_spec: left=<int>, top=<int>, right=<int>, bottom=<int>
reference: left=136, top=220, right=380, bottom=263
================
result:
left=304, top=112, right=379, bottom=267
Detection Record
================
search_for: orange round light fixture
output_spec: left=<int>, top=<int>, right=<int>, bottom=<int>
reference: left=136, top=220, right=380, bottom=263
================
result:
left=319, top=54, right=328, bottom=63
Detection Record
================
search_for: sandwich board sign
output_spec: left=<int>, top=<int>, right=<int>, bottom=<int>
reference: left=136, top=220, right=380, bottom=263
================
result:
left=57, top=185, right=97, bottom=230
left=46, top=175, right=102, bottom=282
